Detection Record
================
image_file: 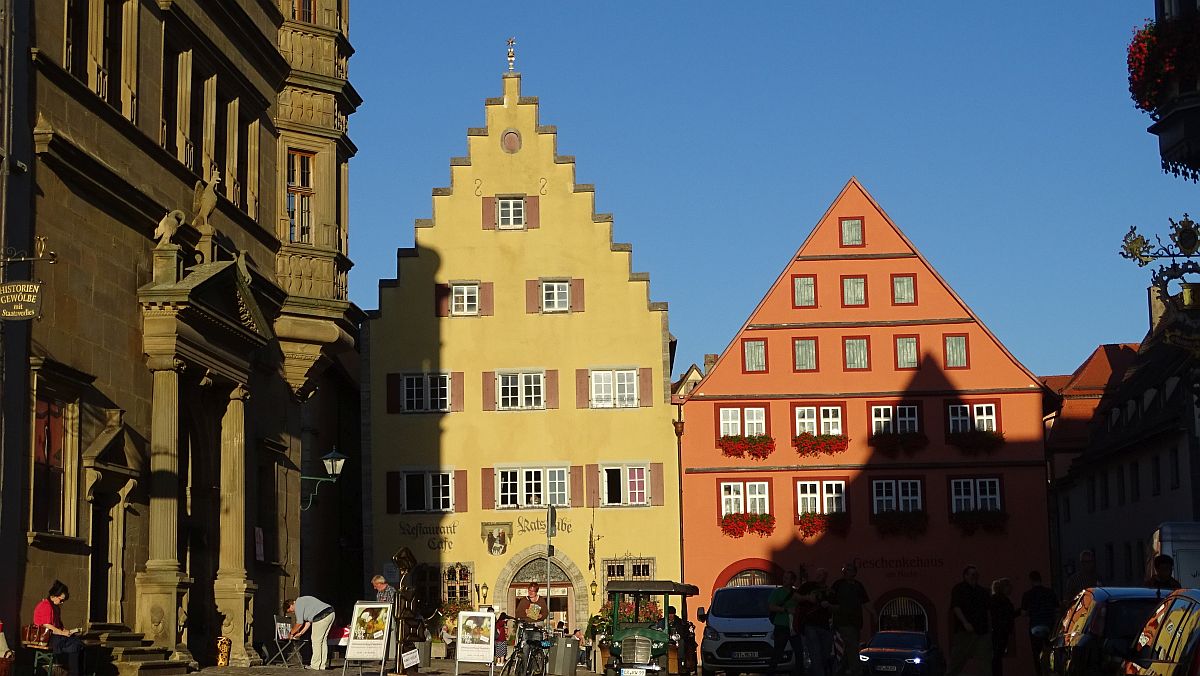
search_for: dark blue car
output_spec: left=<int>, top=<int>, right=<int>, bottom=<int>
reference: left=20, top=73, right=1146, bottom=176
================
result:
left=856, top=631, right=944, bottom=675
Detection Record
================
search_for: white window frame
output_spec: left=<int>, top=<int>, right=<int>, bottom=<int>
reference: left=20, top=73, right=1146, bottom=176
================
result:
left=602, top=465, right=650, bottom=507
left=720, top=482, right=744, bottom=516
left=897, top=479, right=922, bottom=512
left=498, top=371, right=544, bottom=410
left=402, top=373, right=451, bottom=412
left=450, top=283, right=479, bottom=316
left=948, top=404, right=972, bottom=433
left=897, top=405, right=919, bottom=433
left=498, top=469, right=519, bottom=508
left=872, top=480, right=897, bottom=513
left=892, top=275, right=915, bottom=304
left=404, top=471, right=454, bottom=512
left=746, top=481, right=769, bottom=514
left=973, top=404, right=996, bottom=432
left=872, top=406, right=893, bottom=434
left=496, top=466, right=569, bottom=508
left=842, top=277, right=866, bottom=306
left=840, top=218, right=863, bottom=246
left=744, top=407, right=766, bottom=436
left=895, top=336, right=918, bottom=369
left=497, top=197, right=525, bottom=229
left=541, top=280, right=570, bottom=313
left=873, top=404, right=920, bottom=434
left=795, top=406, right=817, bottom=435
left=796, top=481, right=820, bottom=515
left=820, top=406, right=843, bottom=435
left=591, top=369, right=638, bottom=408
left=796, top=480, right=846, bottom=516
left=546, top=467, right=569, bottom=507
left=950, top=478, right=1002, bottom=513
left=720, top=408, right=742, bottom=436
left=823, top=481, right=846, bottom=513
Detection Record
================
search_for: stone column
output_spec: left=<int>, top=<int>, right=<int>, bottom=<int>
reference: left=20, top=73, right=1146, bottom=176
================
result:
left=214, top=384, right=260, bottom=666
left=135, top=356, right=193, bottom=661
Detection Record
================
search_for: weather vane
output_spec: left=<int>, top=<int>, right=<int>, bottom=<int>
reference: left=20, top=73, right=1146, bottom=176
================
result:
left=507, top=36, right=516, bottom=72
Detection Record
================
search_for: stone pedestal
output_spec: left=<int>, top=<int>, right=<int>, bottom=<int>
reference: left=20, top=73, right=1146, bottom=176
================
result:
left=213, top=578, right=260, bottom=666
left=134, top=566, right=193, bottom=662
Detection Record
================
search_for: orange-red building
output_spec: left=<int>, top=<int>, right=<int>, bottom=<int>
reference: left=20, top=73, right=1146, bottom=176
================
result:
left=680, top=179, right=1051, bottom=646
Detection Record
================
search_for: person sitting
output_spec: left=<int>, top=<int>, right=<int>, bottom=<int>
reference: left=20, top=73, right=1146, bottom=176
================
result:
left=32, top=581, right=83, bottom=676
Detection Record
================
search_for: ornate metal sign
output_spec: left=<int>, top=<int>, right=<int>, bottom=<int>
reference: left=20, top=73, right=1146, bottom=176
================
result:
left=0, top=281, right=42, bottom=319
left=1120, top=213, right=1200, bottom=356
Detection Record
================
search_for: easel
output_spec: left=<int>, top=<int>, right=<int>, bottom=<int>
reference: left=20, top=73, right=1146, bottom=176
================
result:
left=341, top=600, right=397, bottom=676
left=452, top=612, right=496, bottom=676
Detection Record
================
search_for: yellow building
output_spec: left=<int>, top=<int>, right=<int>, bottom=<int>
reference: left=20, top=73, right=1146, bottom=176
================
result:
left=364, top=71, right=680, bottom=630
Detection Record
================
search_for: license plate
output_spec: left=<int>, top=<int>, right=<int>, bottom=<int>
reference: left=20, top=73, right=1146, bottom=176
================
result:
left=732, top=651, right=758, bottom=658
left=875, top=667, right=897, bottom=672
left=621, top=669, right=647, bottom=676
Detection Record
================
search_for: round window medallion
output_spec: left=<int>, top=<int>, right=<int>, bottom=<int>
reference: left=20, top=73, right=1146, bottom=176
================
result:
left=501, top=130, right=521, bottom=153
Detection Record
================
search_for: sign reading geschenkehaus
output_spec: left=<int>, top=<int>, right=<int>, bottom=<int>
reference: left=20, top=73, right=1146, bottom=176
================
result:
left=0, top=281, right=43, bottom=319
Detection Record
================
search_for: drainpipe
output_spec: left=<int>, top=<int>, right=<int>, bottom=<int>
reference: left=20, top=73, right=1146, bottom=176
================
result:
left=673, top=405, right=686, bottom=583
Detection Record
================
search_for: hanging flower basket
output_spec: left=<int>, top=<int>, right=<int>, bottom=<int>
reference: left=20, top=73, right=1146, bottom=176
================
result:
left=867, top=431, right=929, bottom=456
left=873, top=510, right=929, bottom=538
left=792, top=433, right=850, bottom=458
left=720, top=512, right=776, bottom=538
left=796, top=511, right=851, bottom=538
left=946, top=429, right=1005, bottom=454
left=949, top=509, right=1009, bottom=535
left=717, top=435, right=776, bottom=460
left=1128, top=16, right=1200, bottom=118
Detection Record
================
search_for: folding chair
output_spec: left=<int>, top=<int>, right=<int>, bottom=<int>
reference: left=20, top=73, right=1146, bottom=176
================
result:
left=265, top=616, right=308, bottom=667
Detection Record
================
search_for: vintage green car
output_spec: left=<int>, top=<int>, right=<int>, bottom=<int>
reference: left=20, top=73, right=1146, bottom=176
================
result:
left=603, top=580, right=699, bottom=676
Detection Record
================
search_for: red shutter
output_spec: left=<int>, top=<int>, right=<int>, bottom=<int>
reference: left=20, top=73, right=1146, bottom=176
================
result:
left=545, top=370, right=559, bottom=409
left=386, top=374, right=402, bottom=413
left=434, top=283, right=451, bottom=317
left=526, top=280, right=540, bottom=313
left=570, top=466, right=584, bottom=507
left=479, top=282, right=494, bottom=316
left=386, top=471, right=402, bottom=514
left=570, top=278, right=585, bottom=312
left=639, top=368, right=653, bottom=407
left=650, top=463, right=665, bottom=506
left=576, top=369, right=589, bottom=408
left=526, top=196, right=540, bottom=229
left=586, top=464, right=600, bottom=508
left=454, top=470, right=468, bottom=513
left=450, top=372, right=464, bottom=412
left=482, top=372, right=496, bottom=411
left=481, top=468, right=495, bottom=510
left=482, top=197, right=496, bottom=229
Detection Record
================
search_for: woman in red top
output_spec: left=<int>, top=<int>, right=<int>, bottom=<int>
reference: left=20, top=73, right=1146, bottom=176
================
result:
left=32, top=581, right=83, bottom=676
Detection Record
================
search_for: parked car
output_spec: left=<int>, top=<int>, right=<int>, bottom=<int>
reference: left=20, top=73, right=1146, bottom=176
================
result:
left=697, top=585, right=795, bottom=676
left=1122, top=588, right=1200, bottom=674
left=602, top=580, right=699, bottom=676
left=1045, top=587, right=1162, bottom=675
left=856, top=630, right=944, bottom=675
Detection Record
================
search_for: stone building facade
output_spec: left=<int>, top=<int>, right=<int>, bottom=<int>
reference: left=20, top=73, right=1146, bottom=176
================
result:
left=1, top=0, right=359, bottom=667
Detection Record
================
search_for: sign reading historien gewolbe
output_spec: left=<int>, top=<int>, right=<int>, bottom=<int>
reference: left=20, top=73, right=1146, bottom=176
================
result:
left=0, top=281, right=42, bottom=320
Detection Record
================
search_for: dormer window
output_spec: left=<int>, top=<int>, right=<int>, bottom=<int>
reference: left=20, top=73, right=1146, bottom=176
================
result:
left=1125, top=400, right=1137, bottom=423
left=1109, top=409, right=1120, bottom=430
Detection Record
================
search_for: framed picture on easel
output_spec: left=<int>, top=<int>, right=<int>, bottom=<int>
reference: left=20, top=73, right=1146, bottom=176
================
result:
left=345, top=602, right=394, bottom=662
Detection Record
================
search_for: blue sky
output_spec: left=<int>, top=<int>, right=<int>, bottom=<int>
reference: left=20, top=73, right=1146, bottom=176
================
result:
left=347, top=2, right=1194, bottom=379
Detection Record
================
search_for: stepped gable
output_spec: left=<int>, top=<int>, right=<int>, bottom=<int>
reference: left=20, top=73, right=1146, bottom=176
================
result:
left=692, top=177, right=1045, bottom=395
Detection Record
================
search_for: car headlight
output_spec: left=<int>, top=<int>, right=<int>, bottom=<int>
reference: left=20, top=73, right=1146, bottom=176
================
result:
left=703, top=627, right=721, bottom=641
left=858, top=655, right=870, bottom=662
left=905, top=657, right=922, bottom=664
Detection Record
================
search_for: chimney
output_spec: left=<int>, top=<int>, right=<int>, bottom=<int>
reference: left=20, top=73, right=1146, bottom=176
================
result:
left=1149, top=285, right=1167, bottom=331
left=703, top=353, right=718, bottom=375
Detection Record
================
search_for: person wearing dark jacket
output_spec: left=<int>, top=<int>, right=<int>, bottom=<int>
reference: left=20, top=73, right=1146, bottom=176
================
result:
left=947, top=565, right=992, bottom=676
left=1146, top=554, right=1183, bottom=594
left=988, top=578, right=1016, bottom=676
left=1019, top=571, right=1058, bottom=676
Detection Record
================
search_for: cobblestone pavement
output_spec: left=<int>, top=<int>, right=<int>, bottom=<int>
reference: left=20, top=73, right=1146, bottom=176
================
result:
left=196, top=658, right=510, bottom=676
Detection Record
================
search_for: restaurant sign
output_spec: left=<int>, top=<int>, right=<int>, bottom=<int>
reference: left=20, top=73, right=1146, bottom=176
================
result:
left=0, top=282, right=42, bottom=320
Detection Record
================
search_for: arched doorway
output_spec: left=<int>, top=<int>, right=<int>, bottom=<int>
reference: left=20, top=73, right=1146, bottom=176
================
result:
left=493, top=545, right=589, bottom=631
left=878, top=597, right=930, bottom=632
left=511, top=559, right=572, bottom=628
left=726, top=569, right=774, bottom=587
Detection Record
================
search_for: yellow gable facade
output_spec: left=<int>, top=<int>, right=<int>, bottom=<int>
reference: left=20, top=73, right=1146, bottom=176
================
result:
left=365, top=73, right=680, bottom=630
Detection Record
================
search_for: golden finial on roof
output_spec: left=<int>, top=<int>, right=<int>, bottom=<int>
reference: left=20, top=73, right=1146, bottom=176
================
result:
left=507, top=37, right=516, bottom=72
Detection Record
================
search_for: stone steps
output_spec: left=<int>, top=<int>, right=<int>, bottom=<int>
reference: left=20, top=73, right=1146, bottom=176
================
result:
left=81, top=625, right=190, bottom=676
left=113, top=659, right=190, bottom=676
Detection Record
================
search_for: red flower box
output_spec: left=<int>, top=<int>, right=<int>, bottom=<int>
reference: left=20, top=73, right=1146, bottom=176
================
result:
left=949, top=509, right=1009, bottom=535
left=873, top=510, right=929, bottom=538
left=792, top=433, right=850, bottom=458
left=720, top=512, right=776, bottom=538
left=1129, top=16, right=1200, bottom=117
left=796, top=511, right=850, bottom=538
left=867, top=431, right=929, bottom=456
left=717, top=435, right=776, bottom=460
left=946, top=429, right=1005, bottom=454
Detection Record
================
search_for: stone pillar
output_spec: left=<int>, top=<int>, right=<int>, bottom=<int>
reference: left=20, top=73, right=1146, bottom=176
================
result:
left=214, top=384, right=260, bottom=665
left=135, top=356, right=193, bottom=661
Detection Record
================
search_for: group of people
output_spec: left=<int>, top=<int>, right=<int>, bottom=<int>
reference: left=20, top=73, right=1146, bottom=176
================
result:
left=765, top=563, right=872, bottom=676
left=943, top=566, right=1058, bottom=676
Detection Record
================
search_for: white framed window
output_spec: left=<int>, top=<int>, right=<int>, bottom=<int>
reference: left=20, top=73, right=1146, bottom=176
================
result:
left=872, top=406, right=893, bottom=434
left=747, top=481, right=769, bottom=514
left=948, top=404, right=971, bottom=433
left=820, top=406, right=842, bottom=435
left=401, top=374, right=451, bottom=412
left=796, top=481, right=820, bottom=514
left=842, top=277, right=866, bottom=306
left=973, top=404, right=996, bottom=432
left=895, top=336, right=918, bottom=369
left=404, top=472, right=453, bottom=512
left=796, top=480, right=846, bottom=515
left=744, top=408, right=766, bottom=436
left=795, top=406, right=817, bottom=435
left=873, top=479, right=922, bottom=514
left=720, top=408, right=741, bottom=436
left=793, top=276, right=816, bottom=308
left=794, top=338, right=817, bottom=371
left=498, top=469, right=519, bottom=508
left=844, top=338, right=869, bottom=370
left=498, top=372, right=544, bottom=410
left=591, top=369, right=638, bottom=408
left=743, top=340, right=767, bottom=372
left=897, top=480, right=922, bottom=512
left=950, top=478, right=1002, bottom=513
left=451, top=284, right=479, bottom=316
left=823, top=481, right=846, bottom=513
left=603, top=465, right=650, bottom=506
left=872, top=480, right=896, bottom=513
left=897, top=405, right=919, bottom=433
left=945, top=335, right=968, bottom=368
left=541, top=281, right=570, bottom=312
left=523, top=469, right=543, bottom=506
left=892, top=275, right=915, bottom=304
left=547, top=467, right=568, bottom=506
left=840, top=218, right=863, bottom=246
left=497, top=197, right=525, bottom=229
left=497, top=466, right=568, bottom=508
left=720, top=482, right=744, bottom=516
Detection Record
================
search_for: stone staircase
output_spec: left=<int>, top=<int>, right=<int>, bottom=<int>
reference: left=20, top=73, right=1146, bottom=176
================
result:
left=82, top=624, right=190, bottom=676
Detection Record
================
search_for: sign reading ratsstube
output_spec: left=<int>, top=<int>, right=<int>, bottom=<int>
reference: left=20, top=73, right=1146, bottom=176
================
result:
left=0, top=281, right=42, bottom=320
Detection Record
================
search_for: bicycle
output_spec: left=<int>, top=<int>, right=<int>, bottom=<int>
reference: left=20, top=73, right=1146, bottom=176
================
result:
left=500, top=623, right=551, bottom=676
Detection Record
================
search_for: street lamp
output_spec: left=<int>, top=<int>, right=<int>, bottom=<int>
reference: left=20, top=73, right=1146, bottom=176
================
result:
left=481, top=583, right=489, bottom=604
left=589, top=579, right=598, bottom=600
left=300, top=448, right=349, bottom=511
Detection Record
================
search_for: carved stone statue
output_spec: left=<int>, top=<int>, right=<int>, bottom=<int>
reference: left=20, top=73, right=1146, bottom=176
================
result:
left=193, top=170, right=221, bottom=229
left=154, top=210, right=186, bottom=246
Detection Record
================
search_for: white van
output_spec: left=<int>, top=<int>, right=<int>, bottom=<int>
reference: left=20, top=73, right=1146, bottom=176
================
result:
left=1152, top=522, right=1200, bottom=587
left=696, top=585, right=795, bottom=676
